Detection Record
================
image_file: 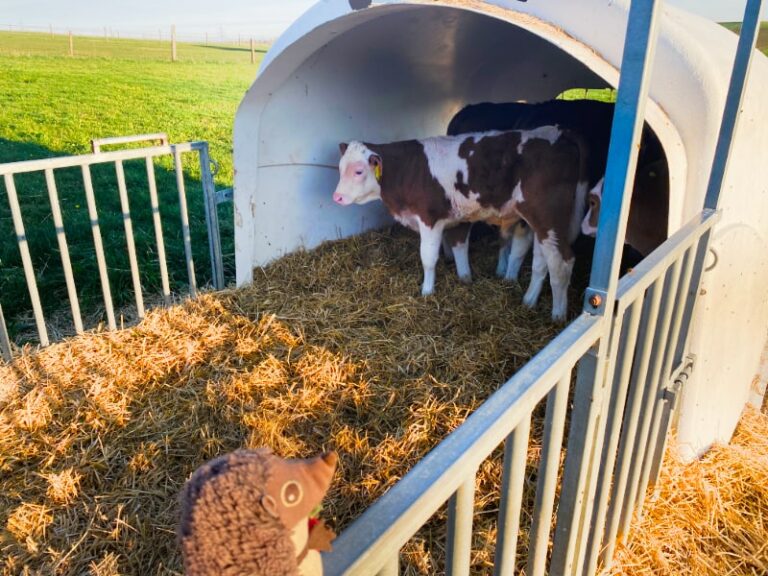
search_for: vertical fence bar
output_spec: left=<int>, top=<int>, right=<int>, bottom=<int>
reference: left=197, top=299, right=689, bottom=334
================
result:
left=601, top=280, right=663, bottom=565
left=583, top=299, right=643, bottom=575
left=376, top=554, right=399, bottom=576
left=197, top=143, right=224, bottom=289
left=0, top=304, right=12, bottom=361
left=45, top=168, right=84, bottom=333
left=81, top=164, right=117, bottom=330
left=632, top=260, right=683, bottom=516
left=527, top=374, right=570, bottom=576
left=115, top=160, right=145, bottom=318
left=145, top=157, right=172, bottom=304
left=619, top=264, right=680, bottom=538
left=645, top=248, right=697, bottom=487
left=552, top=1, right=661, bottom=572
left=494, top=417, right=532, bottom=576
left=446, top=474, right=477, bottom=576
left=3, top=174, right=49, bottom=346
left=173, top=146, right=198, bottom=297
left=704, top=0, right=765, bottom=210
left=673, top=227, right=713, bottom=366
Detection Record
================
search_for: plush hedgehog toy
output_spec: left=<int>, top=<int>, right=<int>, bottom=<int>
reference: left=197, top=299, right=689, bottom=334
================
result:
left=179, top=448, right=338, bottom=576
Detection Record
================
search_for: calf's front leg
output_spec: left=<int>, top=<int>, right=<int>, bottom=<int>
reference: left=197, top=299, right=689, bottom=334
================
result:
left=418, top=221, right=445, bottom=296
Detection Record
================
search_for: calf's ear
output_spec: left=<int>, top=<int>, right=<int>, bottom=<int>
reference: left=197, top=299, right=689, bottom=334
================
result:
left=339, top=142, right=349, bottom=156
left=369, top=153, right=382, bottom=180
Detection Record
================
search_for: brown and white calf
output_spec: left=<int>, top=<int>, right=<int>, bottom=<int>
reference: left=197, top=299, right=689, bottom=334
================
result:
left=332, top=127, right=589, bottom=321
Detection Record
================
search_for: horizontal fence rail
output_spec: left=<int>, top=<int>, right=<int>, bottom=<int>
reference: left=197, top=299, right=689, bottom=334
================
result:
left=0, top=139, right=227, bottom=360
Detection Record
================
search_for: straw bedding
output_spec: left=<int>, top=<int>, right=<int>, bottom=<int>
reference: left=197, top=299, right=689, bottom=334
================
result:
left=609, top=404, right=768, bottom=576
left=1, top=225, right=767, bottom=575
left=1, top=226, right=568, bottom=575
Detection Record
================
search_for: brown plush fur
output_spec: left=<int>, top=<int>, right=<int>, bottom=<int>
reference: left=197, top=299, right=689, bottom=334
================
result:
left=179, top=449, right=298, bottom=576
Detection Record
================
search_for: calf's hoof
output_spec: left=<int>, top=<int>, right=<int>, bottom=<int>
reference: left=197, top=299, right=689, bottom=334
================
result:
left=522, top=294, right=538, bottom=309
left=458, top=274, right=472, bottom=285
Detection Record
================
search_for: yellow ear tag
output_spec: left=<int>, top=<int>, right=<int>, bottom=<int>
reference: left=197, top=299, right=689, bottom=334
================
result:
left=374, top=163, right=382, bottom=182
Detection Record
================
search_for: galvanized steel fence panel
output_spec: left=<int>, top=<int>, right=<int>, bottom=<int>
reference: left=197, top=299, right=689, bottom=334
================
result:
left=0, top=139, right=225, bottom=360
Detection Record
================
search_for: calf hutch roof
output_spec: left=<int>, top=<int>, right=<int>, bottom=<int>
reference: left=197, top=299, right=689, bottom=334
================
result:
left=233, top=0, right=768, bottom=458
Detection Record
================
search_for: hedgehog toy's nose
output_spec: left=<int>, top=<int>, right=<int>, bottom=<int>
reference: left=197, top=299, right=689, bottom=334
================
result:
left=321, top=451, right=338, bottom=469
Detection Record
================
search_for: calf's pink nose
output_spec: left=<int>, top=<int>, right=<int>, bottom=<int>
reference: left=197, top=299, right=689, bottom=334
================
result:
left=333, top=193, right=344, bottom=205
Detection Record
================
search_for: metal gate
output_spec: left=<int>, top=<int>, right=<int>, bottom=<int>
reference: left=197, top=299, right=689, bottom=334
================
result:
left=323, top=0, right=764, bottom=573
left=0, top=134, right=227, bottom=361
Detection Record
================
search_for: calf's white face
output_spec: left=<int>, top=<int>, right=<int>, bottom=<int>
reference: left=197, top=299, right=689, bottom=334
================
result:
left=581, top=178, right=603, bottom=236
left=333, top=141, right=382, bottom=206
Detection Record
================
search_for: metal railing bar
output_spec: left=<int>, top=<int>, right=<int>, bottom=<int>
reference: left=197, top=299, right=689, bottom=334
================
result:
left=115, top=160, right=145, bottom=319
left=145, top=157, right=172, bottom=304
left=3, top=173, right=50, bottom=346
left=81, top=164, right=117, bottom=331
left=615, top=210, right=718, bottom=310
left=582, top=0, right=662, bottom=317
left=619, top=264, right=680, bottom=538
left=44, top=168, right=84, bottom=334
left=602, top=280, right=663, bottom=561
left=526, top=373, right=570, bottom=576
left=633, top=259, right=683, bottom=516
left=583, top=299, right=643, bottom=575
left=0, top=141, right=204, bottom=176
left=173, top=146, right=197, bottom=297
left=323, top=313, right=603, bottom=576
left=375, top=554, right=399, bottom=576
left=494, top=417, right=532, bottom=576
left=0, top=304, right=12, bottom=362
left=198, top=143, right=225, bottom=290
left=704, top=0, right=765, bottom=210
left=91, top=132, right=169, bottom=154
left=446, top=473, right=477, bottom=576
left=673, top=230, right=712, bottom=368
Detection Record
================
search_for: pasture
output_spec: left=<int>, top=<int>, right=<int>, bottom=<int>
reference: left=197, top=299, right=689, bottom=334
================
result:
left=0, top=32, right=262, bottom=341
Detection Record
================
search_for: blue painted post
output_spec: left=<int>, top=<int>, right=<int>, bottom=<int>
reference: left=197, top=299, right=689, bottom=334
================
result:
left=704, top=0, right=765, bottom=210
left=551, top=0, right=662, bottom=574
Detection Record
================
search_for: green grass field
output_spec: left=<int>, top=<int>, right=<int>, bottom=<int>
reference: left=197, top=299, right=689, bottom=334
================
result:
left=721, top=21, right=768, bottom=53
left=0, top=32, right=263, bottom=340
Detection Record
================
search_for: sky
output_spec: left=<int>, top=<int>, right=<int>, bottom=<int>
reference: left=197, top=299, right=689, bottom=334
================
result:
left=1, top=0, right=766, bottom=41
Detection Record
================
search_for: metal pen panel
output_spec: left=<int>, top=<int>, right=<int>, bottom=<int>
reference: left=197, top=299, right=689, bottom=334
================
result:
left=172, top=146, right=197, bottom=297
left=494, top=417, right=532, bottom=576
left=145, top=157, right=172, bottom=304
left=324, top=314, right=602, bottom=576
left=81, top=164, right=117, bottom=330
left=526, top=373, right=570, bottom=576
left=633, top=259, right=683, bottom=516
left=583, top=299, right=643, bottom=575
left=198, top=143, right=225, bottom=290
left=3, top=174, right=49, bottom=346
left=446, top=474, right=477, bottom=576
left=45, top=169, right=83, bottom=333
left=115, top=160, right=145, bottom=318
left=602, top=280, right=663, bottom=561
left=0, top=304, right=12, bottom=361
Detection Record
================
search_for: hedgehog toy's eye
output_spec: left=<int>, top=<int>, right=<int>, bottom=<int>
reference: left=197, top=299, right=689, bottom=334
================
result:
left=281, top=481, right=303, bottom=507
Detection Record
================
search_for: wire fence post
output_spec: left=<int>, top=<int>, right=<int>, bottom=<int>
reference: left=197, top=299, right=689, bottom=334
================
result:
left=68, top=31, right=73, bottom=57
left=250, top=38, right=255, bottom=64
left=171, top=25, right=177, bottom=62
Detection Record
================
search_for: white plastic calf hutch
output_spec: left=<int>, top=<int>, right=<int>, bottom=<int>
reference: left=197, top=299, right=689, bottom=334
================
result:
left=233, top=0, right=768, bottom=572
